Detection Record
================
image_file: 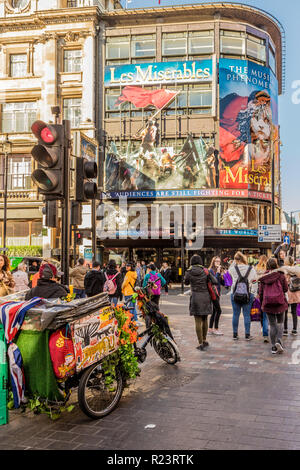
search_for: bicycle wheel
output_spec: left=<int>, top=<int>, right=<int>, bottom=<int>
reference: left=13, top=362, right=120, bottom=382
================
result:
left=78, top=362, right=123, bottom=419
left=153, top=337, right=179, bottom=365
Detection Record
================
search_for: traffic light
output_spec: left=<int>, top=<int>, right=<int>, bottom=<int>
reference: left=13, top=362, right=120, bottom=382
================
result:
left=75, top=231, right=83, bottom=245
left=31, top=120, right=65, bottom=199
left=42, top=200, right=58, bottom=228
left=75, top=157, right=98, bottom=202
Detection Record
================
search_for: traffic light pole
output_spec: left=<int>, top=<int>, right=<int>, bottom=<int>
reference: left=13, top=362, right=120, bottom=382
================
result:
left=61, top=120, right=71, bottom=286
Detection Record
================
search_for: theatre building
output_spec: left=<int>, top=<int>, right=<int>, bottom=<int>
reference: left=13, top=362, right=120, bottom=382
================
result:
left=99, top=2, right=284, bottom=268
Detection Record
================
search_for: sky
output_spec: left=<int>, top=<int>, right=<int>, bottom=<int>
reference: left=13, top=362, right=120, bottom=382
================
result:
left=121, top=0, right=300, bottom=214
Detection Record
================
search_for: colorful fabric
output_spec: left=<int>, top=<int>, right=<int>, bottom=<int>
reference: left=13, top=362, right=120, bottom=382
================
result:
left=0, top=297, right=43, bottom=407
left=16, top=330, right=63, bottom=402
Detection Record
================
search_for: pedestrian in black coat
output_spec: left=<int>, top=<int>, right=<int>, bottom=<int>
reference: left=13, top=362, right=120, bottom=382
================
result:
left=25, top=263, right=68, bottom=300
left=184, top=254, right=218, bottom=351
left=84, top=261, right=105, bottom=298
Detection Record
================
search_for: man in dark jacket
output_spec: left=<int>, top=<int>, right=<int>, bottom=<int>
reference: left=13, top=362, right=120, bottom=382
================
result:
left=25, top=263, right=68, bottom=300
left=184, top=254, right=217, bottom=351
left=84, top=261, right=105, bottom=298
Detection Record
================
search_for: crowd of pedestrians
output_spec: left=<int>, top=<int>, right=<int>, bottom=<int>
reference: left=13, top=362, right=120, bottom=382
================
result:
left=184, top=242, right=300, bottom=355
left=1, top=242, right=300, bottom=357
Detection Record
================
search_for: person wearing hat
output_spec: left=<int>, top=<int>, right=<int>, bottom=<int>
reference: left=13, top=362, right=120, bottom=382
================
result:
left=184, top=254, right=218, bottom=351
left=25, top=263, right=68, bottom=300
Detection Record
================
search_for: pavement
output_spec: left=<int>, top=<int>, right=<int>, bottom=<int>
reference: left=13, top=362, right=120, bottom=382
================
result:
left=2, top=289, right=300, bottom=451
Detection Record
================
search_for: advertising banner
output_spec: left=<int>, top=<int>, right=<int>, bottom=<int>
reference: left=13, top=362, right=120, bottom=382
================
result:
left=104, top=60, right=213, bottom=87
left=219, top=59, right=279, bottom=194
left=104, top=58, right=279, bottom=202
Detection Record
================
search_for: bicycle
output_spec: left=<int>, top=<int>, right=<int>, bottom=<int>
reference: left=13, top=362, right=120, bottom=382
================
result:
left=124, top=281, right=181, bottom=365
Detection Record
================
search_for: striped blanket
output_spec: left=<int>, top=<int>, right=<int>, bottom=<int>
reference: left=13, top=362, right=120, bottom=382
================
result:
left=0, top=298, right=43, bottom=408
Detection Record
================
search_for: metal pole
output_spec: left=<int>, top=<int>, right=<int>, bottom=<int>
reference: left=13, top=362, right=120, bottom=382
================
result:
left=61, top=120, right=71, bottom=286
left=181, top=223, right=185, bottom=294
left=91, top=199, right=96, bottom=262
left=3, top=150, right=8, bottom=250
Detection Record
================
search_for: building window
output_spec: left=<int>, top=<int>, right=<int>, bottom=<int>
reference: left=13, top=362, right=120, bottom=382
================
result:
left=162, top=32, right=187, bottom=57
left=163, top=84, right=212, bottom=116
left=10, top=54, right=27, bottom=78
left=63, top=49, right=82, bottom=73
left=220, top=30, right=267, bottom=64
left=8, top=156, right=31, bottom=190
left=188, top=31, right=214, bottom=56
left=246, top=34, right=266, bottom=63
left=269, top=47, right=276, bottom=74
left=2, top=102, right=37, bottom=133
left=131, top=34, right=156, bottom=59
left=220, top=31, right=245, bottom=56
left=63, top=98, right=82, bottom=128
left=106, top=36, right=130, bottom=61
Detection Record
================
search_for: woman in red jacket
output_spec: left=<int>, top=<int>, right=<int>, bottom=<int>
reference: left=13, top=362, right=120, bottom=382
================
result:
left=259, top=258, right=288, bottom=355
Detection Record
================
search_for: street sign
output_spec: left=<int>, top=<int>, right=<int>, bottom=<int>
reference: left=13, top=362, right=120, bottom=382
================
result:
left=258, top=225, right=281, bottom=243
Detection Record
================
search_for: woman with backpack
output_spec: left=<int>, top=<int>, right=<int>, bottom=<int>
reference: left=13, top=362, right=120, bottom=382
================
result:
left=143, top=263, right=166, bottom=306
left=281, top=256, right=300, bottom=336
left=104, top=259, right=122, bottom=307
left=259, top=257, right=288, bottom=354
left=255, top=255, right=269, bottom=343
left=122, top=263, right=139, bottom=322
left=229, top=251, right=258, bottom=341
left=184, top=254, right=218, bottom=351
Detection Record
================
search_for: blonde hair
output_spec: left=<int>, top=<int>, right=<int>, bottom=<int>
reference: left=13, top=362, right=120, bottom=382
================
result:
left=234, top=251, right=248, bottom=265
left=256, top=255, right=268, bottom=272
left=284, top=256, right=294, bottom=267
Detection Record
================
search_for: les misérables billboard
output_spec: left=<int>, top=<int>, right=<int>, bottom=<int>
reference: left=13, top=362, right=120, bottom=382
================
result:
left=104, top=59, right=216, bottom=199
left=104, top=58, right=279, bottom=201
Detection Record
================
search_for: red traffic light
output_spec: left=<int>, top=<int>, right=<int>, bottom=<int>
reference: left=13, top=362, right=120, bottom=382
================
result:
left=31, top=120, right=57, bottom=144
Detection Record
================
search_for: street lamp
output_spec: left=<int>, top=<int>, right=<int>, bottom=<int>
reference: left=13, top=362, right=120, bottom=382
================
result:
left=1, top=134, right=12, bottom=250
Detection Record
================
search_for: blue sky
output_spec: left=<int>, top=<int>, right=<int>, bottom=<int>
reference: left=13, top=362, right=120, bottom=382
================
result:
left=121, top=0, right=299, bottom=213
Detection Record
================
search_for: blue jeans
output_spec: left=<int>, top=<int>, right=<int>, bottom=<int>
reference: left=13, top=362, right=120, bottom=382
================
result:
left=110, top=297, right=118, bottom=307
left=262, top=311, right=269, bottom=337
left=124, top=295, right=138, bottom=321
left=74, top=288, right=86, bottom=299
left=231, top=294, right=254, bottom=336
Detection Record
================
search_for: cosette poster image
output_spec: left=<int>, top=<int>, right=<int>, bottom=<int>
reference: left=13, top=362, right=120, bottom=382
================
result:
left=218, top=59, right=279, bottom=194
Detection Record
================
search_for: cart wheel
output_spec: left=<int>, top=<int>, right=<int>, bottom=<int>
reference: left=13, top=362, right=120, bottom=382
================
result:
left=153, top=337, right=179, bottom=365
left=78, top=363, right=123, bottom=419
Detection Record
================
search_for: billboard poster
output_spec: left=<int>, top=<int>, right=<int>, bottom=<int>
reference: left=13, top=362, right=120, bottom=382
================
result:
left=218, top=59, right=279, bottom=194
left=80, top=133, right=97, bottom=161
left=104, top=60, right=213, bottom=87
left=104, top=58, right=279, bottom=201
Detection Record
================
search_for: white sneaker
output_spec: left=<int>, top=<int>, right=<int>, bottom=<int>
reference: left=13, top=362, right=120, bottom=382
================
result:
left=213, top=330, right=224, bottom=336
left=208, top=329, right=214, bottom=335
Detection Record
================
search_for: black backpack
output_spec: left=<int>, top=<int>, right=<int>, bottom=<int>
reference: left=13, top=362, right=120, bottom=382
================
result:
left=289, top=275, right=300, bottom=292
left=233, top=266, right=252, bottom=304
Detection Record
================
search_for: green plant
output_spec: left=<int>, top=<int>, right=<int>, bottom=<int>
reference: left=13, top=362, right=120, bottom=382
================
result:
left=7, top=246, right=42, bottom=258
left=101, top=306, right=140, bottom=388
left=7, top=391, right=74, bottom=420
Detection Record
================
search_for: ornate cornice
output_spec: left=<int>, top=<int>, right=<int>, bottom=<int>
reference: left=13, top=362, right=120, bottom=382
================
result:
left=0, top=7, right=101, bottom=33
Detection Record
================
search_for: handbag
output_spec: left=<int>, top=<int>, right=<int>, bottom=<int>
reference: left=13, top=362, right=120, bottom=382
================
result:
left=204, top=268, right=219, bottom=301
left=297, top=304, right=300, bottom=317
left=223, top=271, right=233, bottom=287
left=250, top=298, right=262, bottom=322
left=289, top=276, right=300, bottom=292
left=0, top=281, right=10, bottom=298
